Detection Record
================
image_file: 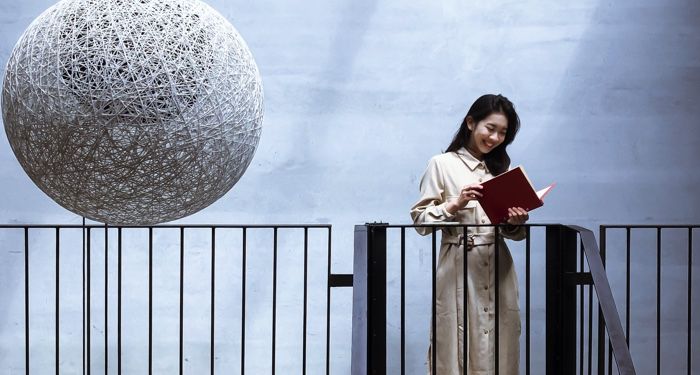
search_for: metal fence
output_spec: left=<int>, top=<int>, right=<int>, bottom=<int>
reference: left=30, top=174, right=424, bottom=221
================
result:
left=0, top=224, right=337, bottom=374
left=600, top=225, right=698, bottom=375
left=4, top=223, right=697, bottom=374
left=351, top=223, right=636, bottom=375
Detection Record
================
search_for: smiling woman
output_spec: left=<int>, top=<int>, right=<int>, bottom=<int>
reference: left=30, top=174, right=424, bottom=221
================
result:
left=445, top=94, right=521, bottom=176
left=465, top=112, right=509, bottom=160
left=410, top=94, right=528, bottom=375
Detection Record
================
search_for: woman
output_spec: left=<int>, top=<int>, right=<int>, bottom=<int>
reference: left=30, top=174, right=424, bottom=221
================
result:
left=410, top=94, right=529, bottom=375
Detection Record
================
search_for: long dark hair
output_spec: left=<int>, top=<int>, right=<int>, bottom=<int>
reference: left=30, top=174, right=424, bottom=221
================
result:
left=445, top=94, right=520, bottom=175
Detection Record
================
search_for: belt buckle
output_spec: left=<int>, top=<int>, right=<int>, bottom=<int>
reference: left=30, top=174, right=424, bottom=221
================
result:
left=466, top=235, right=475, bottom=248
left=460, top=234, right=475, bottom=249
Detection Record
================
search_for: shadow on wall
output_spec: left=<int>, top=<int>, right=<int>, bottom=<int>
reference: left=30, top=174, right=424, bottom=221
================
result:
left=543, top=0, right=700, bottom=224
left=286, top=0, right=378, bottom=168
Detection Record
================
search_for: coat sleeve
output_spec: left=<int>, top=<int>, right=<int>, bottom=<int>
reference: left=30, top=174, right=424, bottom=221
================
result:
left=410, top=156, right=456, bottom=235
left=500, top=224, right=527, bottom=241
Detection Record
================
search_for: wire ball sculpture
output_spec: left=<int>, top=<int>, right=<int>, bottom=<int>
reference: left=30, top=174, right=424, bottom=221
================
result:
left=2, top=0, right=263, bottom=225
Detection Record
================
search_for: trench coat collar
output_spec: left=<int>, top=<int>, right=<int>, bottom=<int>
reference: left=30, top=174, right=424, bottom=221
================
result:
left=455, top=147, right=488, bottom=172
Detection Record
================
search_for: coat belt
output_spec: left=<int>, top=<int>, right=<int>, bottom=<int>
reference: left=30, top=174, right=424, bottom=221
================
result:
left=442, top=232, right=495, bottom=248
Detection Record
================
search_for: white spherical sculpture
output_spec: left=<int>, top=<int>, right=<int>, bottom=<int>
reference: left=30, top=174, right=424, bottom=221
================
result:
left=2, top=0, right=263, bottom=225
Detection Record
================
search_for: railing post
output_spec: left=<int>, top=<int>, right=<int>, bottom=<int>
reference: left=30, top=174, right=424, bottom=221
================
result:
left=598, top=227, right=608, bottom=375
left=546, top=225, right=578, bottom=375
left=351, top=224, right=387, bottom=375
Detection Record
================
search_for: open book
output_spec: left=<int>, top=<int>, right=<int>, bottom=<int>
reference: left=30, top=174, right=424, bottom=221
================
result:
left=477, top=166, right=555, bottom=224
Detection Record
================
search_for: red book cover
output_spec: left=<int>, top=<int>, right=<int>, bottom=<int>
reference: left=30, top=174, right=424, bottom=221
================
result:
left=477, top=166, right=554, bottom=224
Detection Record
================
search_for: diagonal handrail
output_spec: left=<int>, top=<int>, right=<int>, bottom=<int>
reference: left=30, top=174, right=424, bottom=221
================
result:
left=566, top=225, right=636, bottom=375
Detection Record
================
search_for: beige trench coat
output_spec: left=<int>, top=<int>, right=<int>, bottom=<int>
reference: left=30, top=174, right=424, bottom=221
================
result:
left=410, top=148, right=525, bottom=375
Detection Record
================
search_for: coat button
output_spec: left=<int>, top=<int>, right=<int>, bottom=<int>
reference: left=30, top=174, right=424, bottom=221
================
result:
left=481, top=219, right=486, bottom=223
left=483, top=329, right=489, bottom=335
left=483, top=307, right=488, bottom=312
left=484, top=285, right=488, bottom=290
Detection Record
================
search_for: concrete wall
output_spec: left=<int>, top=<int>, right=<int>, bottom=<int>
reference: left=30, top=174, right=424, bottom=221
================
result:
left=1, top=0, right=699, bottom=373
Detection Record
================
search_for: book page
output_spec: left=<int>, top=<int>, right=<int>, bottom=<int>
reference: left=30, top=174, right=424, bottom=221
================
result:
left=536, top=183, right=556, bottom=200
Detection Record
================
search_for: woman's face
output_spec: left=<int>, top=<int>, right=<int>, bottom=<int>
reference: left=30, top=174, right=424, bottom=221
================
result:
left=466, top=112, right=508, bottom=159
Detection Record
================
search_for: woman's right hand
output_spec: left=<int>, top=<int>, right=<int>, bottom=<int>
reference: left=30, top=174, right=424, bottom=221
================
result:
left=446, top=184, right=483, bottom=215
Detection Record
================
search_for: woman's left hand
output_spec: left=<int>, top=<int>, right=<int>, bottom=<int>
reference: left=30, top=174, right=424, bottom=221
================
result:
left=506, top=207, right=529, bottom=225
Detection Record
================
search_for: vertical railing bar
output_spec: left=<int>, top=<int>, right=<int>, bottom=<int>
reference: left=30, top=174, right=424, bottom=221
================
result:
left=588, top=269, right=593, bottom=375
left=688, top=227, right=693, bottom=375
left=302, top=227, right=309, bottom=375
left=463, top=225, right=469, bottom=373
left=241, top=228, right=247, bottom=375
left=83, top=217, right=86, bottom=375
left=525, top=226, right=531, bottom=375
left=104, top=225, right=108, bottom=375
left=25, top=227, right=29, bottom=375
left=118, top=228, right=122, bottom=375
left=608, top=340, right=613, bottom=375
left=431, top=228, right=437, bottom=375
left=179, top=228, right=184, bottom=375
left=604, top=255, right=609, bottom=375
left=626, top=228, right=631, bottom=346
left=598, top=227, right=607, bottom=375
left=56, top=227, right=60, bottom=375
left=611, top=228, right=620, bottom=375
left=325, top=227, right=332, bottom=375
left=583, top=237, right=592, bottom=375
left=148, top=227, right=153, bottom=375
left=656, top=227, right=661, bottom=375
left=87, top=227, right=92, bottom=375
left=211, top=227, right=216, bottom=375
left=579, top=236, right=584, bottom=375
left=495, top=226, right=500, bottom=375
left=273, top=228, right=278, bottom=375
left=400, top=227, right=406, bottom=375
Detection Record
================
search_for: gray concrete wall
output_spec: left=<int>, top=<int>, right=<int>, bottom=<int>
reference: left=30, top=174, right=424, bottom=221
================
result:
left=1, top=0, right=699, bottom=373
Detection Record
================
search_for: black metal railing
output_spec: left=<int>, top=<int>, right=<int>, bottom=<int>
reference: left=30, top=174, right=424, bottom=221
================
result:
left=351, top=223, right=540, bottom=374
left=6, top=222, right=695, bottom=374
left=351, top=223, right=637, bottom=375
left=600, top=225, right=698, bottom=375
left=548, top=225, right=635, bottom=375
left=0, top=224, right=343, bottom=374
